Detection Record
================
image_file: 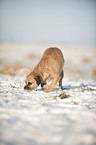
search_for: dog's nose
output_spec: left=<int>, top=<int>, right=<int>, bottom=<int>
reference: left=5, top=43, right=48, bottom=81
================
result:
left=24, top=86, right=27, bottom=90
left=24, top=86, right=29, bottom=90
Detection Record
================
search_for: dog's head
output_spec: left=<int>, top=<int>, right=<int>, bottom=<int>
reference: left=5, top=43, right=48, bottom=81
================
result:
left=24, top=72, right=41, bottom=91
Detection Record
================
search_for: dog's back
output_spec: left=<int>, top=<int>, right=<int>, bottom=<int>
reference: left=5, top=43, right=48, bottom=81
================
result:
left=41, top=47, right=64, bottom=75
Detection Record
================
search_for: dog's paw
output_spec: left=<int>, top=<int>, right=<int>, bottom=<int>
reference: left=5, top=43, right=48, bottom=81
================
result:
left=45, top=89, right=50, bottom=93
left=59, top=86, right=64, bottom=90
left=42, top=85, right=49, bottom=90
left=45, top=88, right=53, bottom=93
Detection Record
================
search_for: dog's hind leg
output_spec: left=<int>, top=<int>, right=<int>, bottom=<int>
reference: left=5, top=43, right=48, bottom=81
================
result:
left=59, top=70, right=64, bottom=90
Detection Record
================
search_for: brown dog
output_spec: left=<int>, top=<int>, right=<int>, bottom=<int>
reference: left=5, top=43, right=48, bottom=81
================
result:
left=24, top=47, right=64, bottom=93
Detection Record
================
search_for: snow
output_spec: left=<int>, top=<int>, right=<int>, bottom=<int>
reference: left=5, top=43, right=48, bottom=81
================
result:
left=0, top=42, right=96, bottom=145
left=0, top=74, right=96, bottom=145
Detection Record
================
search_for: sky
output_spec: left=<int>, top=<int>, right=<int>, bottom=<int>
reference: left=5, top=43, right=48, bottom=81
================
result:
left=0, top=0, right=96, bottom=45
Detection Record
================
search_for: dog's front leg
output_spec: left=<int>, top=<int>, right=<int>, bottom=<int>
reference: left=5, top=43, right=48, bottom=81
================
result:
left=45, top=76, right=59, bottom=93
left=42, top=84, right=49, bottom=90
left=41, top=82, right=47, bottom=89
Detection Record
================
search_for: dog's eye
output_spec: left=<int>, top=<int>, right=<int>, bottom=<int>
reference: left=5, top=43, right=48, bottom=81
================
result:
left=28, top=82, right=32, bottom=85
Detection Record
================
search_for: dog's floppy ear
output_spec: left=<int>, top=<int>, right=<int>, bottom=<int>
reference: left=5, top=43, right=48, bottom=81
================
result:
left=35, top=76, right=42, bottom=85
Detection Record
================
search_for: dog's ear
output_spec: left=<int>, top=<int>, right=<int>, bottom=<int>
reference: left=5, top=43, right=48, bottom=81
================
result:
left=35, top=76, right=42, bottom=85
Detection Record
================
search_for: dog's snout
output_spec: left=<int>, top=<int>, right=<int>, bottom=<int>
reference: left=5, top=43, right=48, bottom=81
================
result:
left=24, top=86, right=30, bottom=90
left=24, top=86, right=27, bottom=90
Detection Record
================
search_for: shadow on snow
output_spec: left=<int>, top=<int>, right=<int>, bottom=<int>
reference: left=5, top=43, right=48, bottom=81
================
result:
left=37, top=83, right=96, bottom=92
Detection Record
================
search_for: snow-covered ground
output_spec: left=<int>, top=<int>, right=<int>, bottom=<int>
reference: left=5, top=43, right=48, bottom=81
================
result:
left=0, top=42, right=96, bottom=145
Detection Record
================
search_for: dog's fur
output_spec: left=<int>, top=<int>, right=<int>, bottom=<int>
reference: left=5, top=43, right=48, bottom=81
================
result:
left=24, top=47, right=64, bottom=93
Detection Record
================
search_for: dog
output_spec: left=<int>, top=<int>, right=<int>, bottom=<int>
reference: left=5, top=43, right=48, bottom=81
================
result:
left=24, top=47, right=64, bottom=93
